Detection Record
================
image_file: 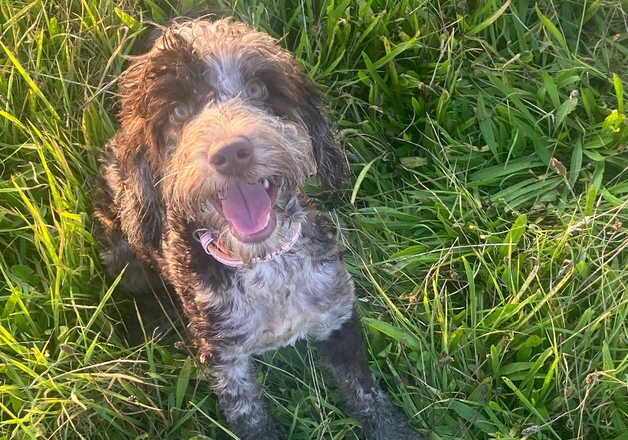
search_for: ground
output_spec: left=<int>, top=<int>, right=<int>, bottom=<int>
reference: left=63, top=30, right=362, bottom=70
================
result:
left=0, top=1, right=626, bottom=439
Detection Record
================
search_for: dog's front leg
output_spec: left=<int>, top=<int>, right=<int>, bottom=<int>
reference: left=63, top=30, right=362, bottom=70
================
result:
left=209, top=355, right=283, bottom=439
left=315, top=310, right=425, bottom=440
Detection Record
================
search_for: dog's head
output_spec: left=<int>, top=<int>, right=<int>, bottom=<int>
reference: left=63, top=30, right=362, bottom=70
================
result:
left=116, top=19, right=346, bottom=261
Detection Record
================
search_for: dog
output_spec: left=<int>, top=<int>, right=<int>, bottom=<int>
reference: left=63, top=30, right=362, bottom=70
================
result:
left=94, top=18, right=423, bottom=440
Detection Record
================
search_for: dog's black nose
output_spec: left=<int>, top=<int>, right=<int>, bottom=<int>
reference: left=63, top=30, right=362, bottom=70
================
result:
left=210, top=138, right=254, bottom=175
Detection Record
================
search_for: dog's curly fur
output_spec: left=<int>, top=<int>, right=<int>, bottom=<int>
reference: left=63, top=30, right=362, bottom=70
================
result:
left=94, top=18, right=423, bottom=439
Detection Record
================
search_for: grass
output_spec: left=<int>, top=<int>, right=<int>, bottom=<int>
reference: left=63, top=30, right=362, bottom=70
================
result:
left=0, top=0, right=626, bottom=439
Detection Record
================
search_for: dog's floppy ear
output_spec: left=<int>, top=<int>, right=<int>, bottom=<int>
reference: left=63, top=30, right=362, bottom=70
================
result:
left=109, top=30, right=206, bottom=253
left=105, top=39, right=169, bottom=254
left=105, top=131, right=164, bottom=256
left=299, top=80, right=349, bottom=192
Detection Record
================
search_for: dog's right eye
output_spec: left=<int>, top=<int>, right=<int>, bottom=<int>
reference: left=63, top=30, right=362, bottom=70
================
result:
left=245, top=80, right=268, bottom=100
left=172, top=105, right=190, bottom=123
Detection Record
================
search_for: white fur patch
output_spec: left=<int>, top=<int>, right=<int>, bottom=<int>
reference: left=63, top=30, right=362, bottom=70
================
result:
left=201, top=243, right=355, bottom=357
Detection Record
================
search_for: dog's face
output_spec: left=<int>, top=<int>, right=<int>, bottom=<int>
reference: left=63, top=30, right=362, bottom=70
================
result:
left=117, top=19, right=345, bottom=261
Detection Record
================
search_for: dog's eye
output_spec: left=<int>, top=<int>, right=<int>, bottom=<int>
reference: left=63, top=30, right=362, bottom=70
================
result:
left=245, top=80, right=267, bottom=100
left=172, top=105, right=190, bottom=123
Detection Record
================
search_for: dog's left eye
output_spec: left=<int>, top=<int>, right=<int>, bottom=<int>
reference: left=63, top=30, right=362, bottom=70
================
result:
left=172, top=105, right=191, bottom=122
left=245, top=80, right=268, bottom=100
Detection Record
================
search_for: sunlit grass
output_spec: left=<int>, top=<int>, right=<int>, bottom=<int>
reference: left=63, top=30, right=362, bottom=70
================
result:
left=0, top=1, right=626, bottom=439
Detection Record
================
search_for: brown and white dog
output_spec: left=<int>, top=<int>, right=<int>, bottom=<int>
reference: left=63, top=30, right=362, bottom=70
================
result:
left=94, top=18, right=422, bottom=439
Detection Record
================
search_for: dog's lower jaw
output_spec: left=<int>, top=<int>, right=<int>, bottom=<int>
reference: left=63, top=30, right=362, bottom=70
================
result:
left=189, top=189, right=306, bottom=263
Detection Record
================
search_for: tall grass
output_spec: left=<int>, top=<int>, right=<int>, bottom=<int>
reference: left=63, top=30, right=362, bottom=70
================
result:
left=0, top=1, right=626, bottom=439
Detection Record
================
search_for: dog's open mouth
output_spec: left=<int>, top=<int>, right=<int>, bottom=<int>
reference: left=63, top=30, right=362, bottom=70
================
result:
left=211, top=177, right=279, bottom=243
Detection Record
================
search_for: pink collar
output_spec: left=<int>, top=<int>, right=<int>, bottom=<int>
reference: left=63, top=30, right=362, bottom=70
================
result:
left=194, top=223, right=302, bottom=267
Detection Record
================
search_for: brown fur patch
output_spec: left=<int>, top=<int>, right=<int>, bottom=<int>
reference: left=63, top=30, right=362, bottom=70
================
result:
left=93, top=18, right=420, bottom=440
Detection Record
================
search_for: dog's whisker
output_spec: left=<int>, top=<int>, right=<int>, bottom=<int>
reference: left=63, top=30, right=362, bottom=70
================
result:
left=154, top=169, right=180, bottom=187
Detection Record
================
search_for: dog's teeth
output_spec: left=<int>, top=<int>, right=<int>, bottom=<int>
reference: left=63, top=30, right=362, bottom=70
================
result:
left=263, top=212, right=271, bottom=228
left=262, top=178, right=270, bottom=190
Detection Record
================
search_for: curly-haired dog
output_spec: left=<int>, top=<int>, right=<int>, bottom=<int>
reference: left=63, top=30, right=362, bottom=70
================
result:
left=94, top=18, right=423, bottom=440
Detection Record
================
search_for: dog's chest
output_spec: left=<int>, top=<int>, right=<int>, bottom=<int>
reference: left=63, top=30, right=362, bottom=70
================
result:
left=220, top=253, right=354, bottom=355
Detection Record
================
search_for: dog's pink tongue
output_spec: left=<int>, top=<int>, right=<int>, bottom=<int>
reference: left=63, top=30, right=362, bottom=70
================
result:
left=221, top=182, right=271, bottom=236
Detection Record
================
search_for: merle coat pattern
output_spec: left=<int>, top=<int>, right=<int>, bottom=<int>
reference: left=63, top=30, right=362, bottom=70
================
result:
left=94, top=18, right=423, bottom=440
